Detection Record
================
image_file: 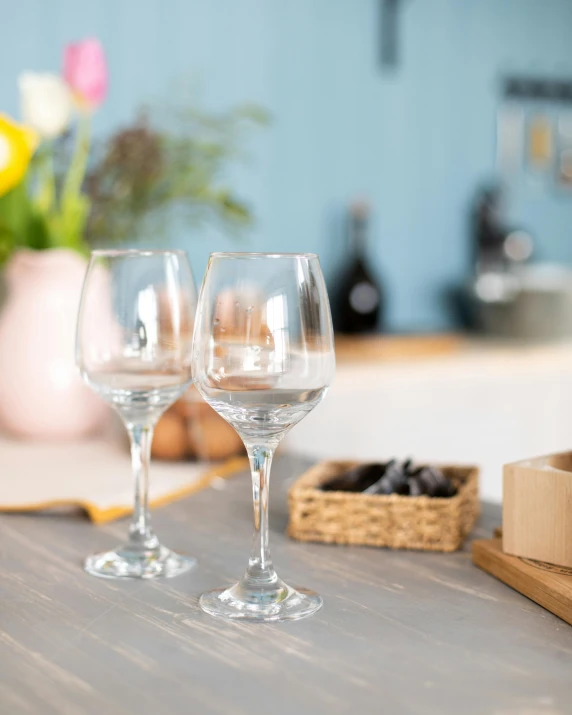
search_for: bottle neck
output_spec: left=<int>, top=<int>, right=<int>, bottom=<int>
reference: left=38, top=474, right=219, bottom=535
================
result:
left=350, top=215, right=367, bottom=257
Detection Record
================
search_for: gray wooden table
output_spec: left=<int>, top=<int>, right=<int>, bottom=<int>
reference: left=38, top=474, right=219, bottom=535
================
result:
left=1, top=455, right=571, bottom=715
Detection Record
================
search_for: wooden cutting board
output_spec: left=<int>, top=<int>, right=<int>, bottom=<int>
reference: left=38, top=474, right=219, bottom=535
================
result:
left=472, top=538, right=572, bottom=626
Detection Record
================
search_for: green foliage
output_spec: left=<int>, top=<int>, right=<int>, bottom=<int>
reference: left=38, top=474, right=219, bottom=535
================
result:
left=0, top=181, right=50, bottom=262
left=0, top=115, right=93, bottom=263
left=85, top=102, right=269, bottom=246
left=0, top=98, right=268, bottom=262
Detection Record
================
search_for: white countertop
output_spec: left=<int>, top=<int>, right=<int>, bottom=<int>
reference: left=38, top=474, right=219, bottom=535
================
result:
left=284, top=339, right=572, bottom=502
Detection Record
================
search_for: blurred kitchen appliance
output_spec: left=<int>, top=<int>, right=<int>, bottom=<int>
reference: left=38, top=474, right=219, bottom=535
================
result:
left=466, top=185, right=572, bottom=340
left=473, top=264, right=572, bottom=340
left=472, top=185, right=533, bottom=274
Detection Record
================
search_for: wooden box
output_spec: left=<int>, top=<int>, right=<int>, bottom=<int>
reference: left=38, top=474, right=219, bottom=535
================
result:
left=503, top=451, right=572, bottom=568
left=288, top=460, right=479, bottom=552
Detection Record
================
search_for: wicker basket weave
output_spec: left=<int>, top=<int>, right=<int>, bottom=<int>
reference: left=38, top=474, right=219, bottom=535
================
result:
left=288, top=460, right=479, bottom=552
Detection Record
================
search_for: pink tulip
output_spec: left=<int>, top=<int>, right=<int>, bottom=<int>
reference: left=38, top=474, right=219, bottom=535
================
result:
left=63, top=38, right=107, bottom=110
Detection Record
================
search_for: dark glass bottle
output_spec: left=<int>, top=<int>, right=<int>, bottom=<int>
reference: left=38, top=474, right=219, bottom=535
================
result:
left=334, top=201, right=384, bottom=333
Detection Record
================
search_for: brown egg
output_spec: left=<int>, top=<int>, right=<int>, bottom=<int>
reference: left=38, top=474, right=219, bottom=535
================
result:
left=173, top=396, right=213, bottom=420
left=152, top=411, right=188, bottom=461
left=188, top=413, right=244, bottom=462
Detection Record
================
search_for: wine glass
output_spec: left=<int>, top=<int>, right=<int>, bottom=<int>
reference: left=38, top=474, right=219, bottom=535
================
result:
left=192, top=252, right=335, bottom=621
left=76, top=249, right=197, bottom=579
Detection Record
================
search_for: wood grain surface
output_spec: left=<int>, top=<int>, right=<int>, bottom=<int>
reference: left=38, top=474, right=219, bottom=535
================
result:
left=0, top=455, right=571, bottom=715
left=473, top=538, right=572, bottom=626
left=503, top=452, right=572, bottom=568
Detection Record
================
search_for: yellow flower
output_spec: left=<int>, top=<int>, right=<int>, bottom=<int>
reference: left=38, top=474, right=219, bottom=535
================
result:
left=0, top=113, right=38, bottom=197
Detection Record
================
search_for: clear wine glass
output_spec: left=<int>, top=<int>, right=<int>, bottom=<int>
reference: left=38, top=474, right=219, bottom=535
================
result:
left=76, top=249, right=197, bottom=579
left=192, top=252, right=335, bottom=621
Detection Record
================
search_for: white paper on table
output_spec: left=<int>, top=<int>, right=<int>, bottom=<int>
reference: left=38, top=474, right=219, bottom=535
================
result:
left=0, top=433, right=246, bottom=523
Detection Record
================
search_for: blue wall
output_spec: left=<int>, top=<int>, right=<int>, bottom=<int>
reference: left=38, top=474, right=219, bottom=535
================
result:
left=2, top=0, right=572, bottom=330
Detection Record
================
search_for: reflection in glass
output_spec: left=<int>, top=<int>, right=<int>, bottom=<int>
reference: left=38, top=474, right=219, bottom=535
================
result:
left=192, top=252, right=335, bottom=621
left=76, top=250, right=197, bottom=579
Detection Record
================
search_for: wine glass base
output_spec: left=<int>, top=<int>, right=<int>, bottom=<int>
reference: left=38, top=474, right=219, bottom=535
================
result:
left=84, top=544, right=196, bottom=580
left=199, top=583, right=323, bottom=622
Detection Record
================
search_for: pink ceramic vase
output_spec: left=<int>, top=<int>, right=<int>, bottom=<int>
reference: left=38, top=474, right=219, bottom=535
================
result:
left=0, top=248, right=109, bottom=439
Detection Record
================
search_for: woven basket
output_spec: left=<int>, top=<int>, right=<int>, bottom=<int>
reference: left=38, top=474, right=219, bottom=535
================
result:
left=288, top=460, right=479, bottom=552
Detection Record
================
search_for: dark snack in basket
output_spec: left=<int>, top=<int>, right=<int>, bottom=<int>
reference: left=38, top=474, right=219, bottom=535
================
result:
left=364, top=460, right=408, bottom=495
left=377, top=460, right=410, bottom=495
left=369, top=476, right=394, bottom=495
left=416, top=466, right=457, bottom=497
left=407, top=476, right=424, bottom=497
left=320, top=462, right=386, bottom=492
left=322, top=459, right=457, bottom=498
left=437, top=480, right=457, bottom=498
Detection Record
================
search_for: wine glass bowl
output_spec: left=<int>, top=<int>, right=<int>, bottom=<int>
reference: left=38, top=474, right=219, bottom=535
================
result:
left=192, top=252, right=335, bottom=621
left=76, top=249, right=197, bottom=579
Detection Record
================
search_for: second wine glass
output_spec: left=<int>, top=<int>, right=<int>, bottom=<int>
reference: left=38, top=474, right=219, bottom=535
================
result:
left=76, top=249, right=197, bottom=579
left=192, top=252, right=335, bottom=621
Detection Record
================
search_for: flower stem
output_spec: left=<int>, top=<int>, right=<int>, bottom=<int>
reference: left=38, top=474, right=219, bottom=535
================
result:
left=36, top=144, right=55, bottom=216
left=60, top=112, right=91, bottom=250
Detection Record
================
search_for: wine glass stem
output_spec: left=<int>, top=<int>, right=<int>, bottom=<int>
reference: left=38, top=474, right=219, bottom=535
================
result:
left=245, top=443, right=276, bottom=581
left=127, top=423, right=158, bottom=550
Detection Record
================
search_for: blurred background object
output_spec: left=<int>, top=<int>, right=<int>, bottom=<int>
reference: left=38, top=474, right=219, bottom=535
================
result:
left=85, top=104, right=267, bottom=248
left=0, top=38, right=109, bottom=438
left=1, top=0, right=572, bottom=500
left=152, top=387, right=244, bottom=462
left=0, top=31, right=264, bottom=443
left=333, top=199, right=385, bottom=334
left=3, top=0, right=572, bottom=331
